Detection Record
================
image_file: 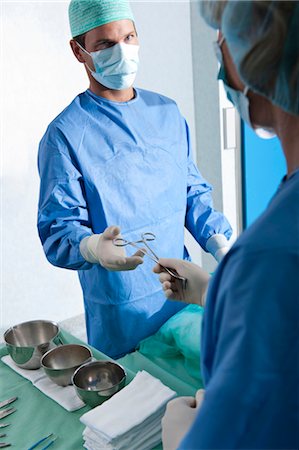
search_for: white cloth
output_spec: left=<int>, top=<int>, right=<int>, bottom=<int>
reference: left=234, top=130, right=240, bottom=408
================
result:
left=2, top=355, right=85, bottom=411
left=80, top=370, right=176, bottom=450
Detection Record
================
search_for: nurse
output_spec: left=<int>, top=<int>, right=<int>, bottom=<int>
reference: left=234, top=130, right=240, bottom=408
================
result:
left=37, top=0, right=232, bottom=359
left=156, top=1, right=299, bottom=448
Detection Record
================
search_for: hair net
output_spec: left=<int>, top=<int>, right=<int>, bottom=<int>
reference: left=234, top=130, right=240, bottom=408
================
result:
left=200, top=1, right=299, bottom=116
left=69, top=0, right=134, bottom=38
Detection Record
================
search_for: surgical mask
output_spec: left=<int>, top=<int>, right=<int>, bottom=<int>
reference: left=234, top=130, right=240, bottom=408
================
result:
left=214, top=40, right=276, bottom=140
left=78, top=42, right=139, bottom=90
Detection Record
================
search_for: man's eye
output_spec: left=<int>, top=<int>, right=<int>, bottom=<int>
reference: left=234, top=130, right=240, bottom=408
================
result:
left=96, top=42, right=114, bottom=50
left=126, top=34, right=135, bottom=42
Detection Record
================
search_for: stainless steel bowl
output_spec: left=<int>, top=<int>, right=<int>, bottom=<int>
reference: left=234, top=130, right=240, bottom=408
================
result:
left=4, top=320, right=60, bottom=369
left=41, top=344, right=92, bottom=387
left=72, top=360, right=127, bottom=407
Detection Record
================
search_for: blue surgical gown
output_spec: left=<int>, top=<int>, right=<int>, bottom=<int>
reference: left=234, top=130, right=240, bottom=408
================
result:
left=38, top=88, right=232, bottom=358
left=179, top=170, right=299, bottom=449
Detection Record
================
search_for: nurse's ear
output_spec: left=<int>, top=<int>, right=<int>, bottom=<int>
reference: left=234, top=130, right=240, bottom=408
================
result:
left=70, top=39, right=87, bottom=64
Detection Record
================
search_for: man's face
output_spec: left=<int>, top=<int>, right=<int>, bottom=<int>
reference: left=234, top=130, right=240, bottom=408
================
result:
left=71, top=19, right=138, bottom=71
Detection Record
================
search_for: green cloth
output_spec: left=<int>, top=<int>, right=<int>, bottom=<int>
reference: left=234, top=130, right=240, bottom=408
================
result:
left=0, top=330, right=135, bottom=450
left=1, top=323, right=202, bottom=449
left=69, top=0, right=134, bottom=38
left=137, top=304, right=204, bottom=383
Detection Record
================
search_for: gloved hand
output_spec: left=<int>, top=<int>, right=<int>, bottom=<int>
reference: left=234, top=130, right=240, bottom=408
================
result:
left=153, top=258, right=210, bottom=306
left=206, top=234, right=231, bottom=263
left=162, top=389, right=205, bottom=450
left=80, top=226, right=144, bottom=271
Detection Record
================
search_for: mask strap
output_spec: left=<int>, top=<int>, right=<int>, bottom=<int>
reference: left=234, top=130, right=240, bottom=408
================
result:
left=218, top=35, right=225, bottom=47
left=243, top=86, right=249, bottom=96
left=76, top=41, right=90, bottom=55
left=76, top=41, right=94, bottom=73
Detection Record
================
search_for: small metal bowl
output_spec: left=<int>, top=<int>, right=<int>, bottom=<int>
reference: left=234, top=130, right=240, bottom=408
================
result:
left=41, top=344, right=93, bottom=387
left=72, top=360, right=127, bottom=407
left=4, top=320, right=60, bottom=369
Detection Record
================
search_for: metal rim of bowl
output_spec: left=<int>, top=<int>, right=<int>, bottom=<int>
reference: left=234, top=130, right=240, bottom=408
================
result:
left=3, top=320, right=60, bottom=347
left=41, top=344, right=93, bottom=371
left=71, top=360, right=127, bottom=392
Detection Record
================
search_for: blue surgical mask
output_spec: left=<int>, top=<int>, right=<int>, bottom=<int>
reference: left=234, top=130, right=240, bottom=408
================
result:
left=78, top=42, right=139, bottom=90
left=214, top=40, right=276, bottom=140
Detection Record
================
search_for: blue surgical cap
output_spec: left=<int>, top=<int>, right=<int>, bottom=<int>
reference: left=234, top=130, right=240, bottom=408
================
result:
left=200, top=1, right=299, bottom=116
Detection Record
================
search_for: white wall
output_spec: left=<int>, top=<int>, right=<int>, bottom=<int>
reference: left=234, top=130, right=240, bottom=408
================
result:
left=190, top=4, right=241, bottom=272
left=1, top=1, right=204, bottom=335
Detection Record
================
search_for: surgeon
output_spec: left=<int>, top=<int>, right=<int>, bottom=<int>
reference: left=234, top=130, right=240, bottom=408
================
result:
left=155, top=1, right=299, bottom=448
left=37, top=0, right=232, bottom=359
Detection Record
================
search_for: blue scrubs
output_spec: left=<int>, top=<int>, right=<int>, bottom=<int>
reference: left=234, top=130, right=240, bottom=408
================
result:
left=179, top=170, right=299, bottom=449
left=38, top=88, right=232, bottom=358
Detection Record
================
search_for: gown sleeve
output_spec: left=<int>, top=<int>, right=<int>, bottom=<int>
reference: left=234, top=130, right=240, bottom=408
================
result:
left=37, top=127, right=93, bottom=270
left=184, top=120, right=232, bottom=251
left=178, top=248, right=299, bottom=449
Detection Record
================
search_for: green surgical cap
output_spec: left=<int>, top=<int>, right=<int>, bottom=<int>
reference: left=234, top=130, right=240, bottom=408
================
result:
left=201, top=1, right=299, bottom=116
left=69, top=0, right=134, bottom=38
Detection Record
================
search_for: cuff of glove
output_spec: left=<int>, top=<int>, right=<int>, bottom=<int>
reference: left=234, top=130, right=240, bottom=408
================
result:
left=79, top=234, right=102, bottom=264
left=206, top=234, right=230, bottom=263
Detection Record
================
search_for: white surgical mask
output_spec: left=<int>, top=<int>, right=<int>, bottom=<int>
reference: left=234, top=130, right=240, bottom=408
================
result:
left=78, top=42, right=139, bottom=90
left=214, top=40, right=276, bottom=140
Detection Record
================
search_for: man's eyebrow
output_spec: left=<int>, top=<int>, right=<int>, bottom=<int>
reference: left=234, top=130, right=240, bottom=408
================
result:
left=95, top=38, right=114, bottom=44
left=95, top=30, right=136, bottom=44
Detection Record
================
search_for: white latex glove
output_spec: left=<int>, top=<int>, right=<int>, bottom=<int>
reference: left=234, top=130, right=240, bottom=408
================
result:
left=80, top=226, right=144, bottom=271
left=162, top=389, right=205, bottom=450
left=206, top=234, right=231, bottom=263
left=153, top=258, right=210, bottom=306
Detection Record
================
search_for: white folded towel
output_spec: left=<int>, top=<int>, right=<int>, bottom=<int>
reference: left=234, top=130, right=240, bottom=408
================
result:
left=80, top=370, right=176, bottom=450
left=2, top=355, right=85, bottom=411
left=83, top=419, right=162, bottom=450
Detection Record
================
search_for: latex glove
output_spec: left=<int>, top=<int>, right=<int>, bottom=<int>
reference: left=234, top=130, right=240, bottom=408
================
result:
left=162, top=389, right=205, bottom=450
left=153, top=258, right=210, bottom=306
left=80, top=226, right=144, bottom=271
left=206, top=234, right=231, bottom=263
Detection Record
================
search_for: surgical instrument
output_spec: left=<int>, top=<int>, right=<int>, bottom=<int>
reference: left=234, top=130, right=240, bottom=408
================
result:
left=41, top=437, right=57, bottom=450
left=0, top=398, right=17, bottom=410
left=113, top=232, right=187, bottom=288
left=0, top=444, right=11, bottom=448
left=0, top=409, right=16, bottom=421
left=27, top=433, right=56, bottom=450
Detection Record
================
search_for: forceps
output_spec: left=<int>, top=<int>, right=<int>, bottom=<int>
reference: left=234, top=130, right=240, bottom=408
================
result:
left=113, top=232, right=187, bottom=289
left=27, top=433, right=57, bottom=450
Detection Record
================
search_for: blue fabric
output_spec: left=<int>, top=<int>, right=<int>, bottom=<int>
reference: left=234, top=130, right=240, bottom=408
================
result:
left=179, top=170, right=299, bottom=449
left=38, top=88, right=232, bottom=358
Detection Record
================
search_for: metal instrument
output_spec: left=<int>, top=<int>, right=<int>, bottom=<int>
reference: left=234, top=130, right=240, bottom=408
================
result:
left=113, top=232, right=187, bottom=288
left=27, top=433, right=57, bottom=450
left=0, top=398, right=17, bottom=410
left=0, top=409, right=16, bottom=421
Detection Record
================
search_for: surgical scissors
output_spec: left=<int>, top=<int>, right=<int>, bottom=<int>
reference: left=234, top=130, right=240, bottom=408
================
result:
left=113, top=232, right=187, bottom=289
